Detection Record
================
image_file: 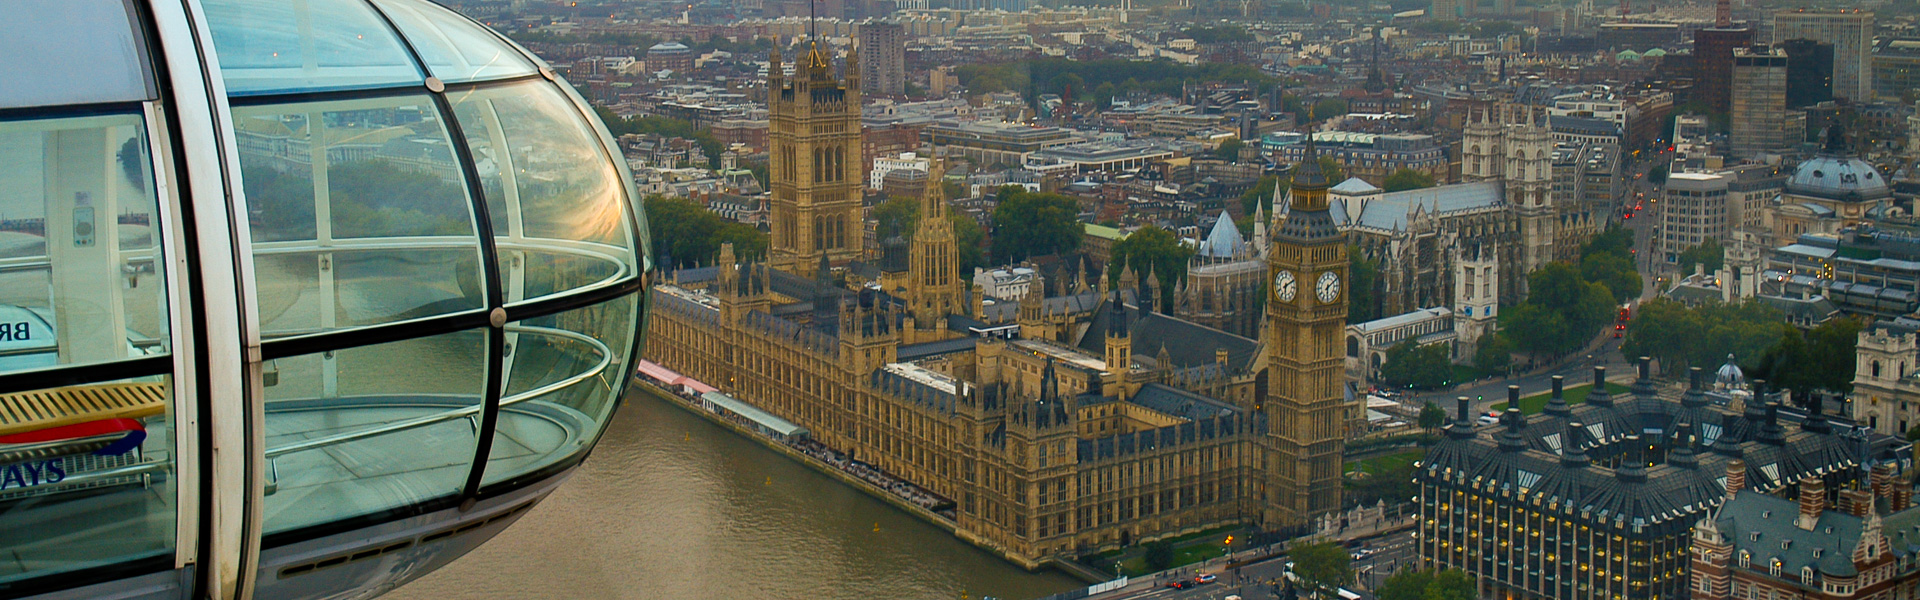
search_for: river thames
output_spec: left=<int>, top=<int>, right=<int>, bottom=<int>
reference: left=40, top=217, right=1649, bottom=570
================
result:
left=387, top=386, right=1084, bottom=600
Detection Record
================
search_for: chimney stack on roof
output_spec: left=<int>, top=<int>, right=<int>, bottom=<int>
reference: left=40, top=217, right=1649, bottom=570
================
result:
left=1726, top=459, right=1747, bottom=499
left=1798, top=477, right=1827, bottom=531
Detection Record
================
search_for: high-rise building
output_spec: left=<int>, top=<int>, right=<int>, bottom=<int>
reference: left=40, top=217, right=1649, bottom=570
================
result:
left=1773, top=9, right=1874, bottom=101
left=1873, top=38, right=1920, bottom=103
left=1731, top=45, right=1800, bottom=157
left=767, top=42, right=865, bottom=277
left=1262, top=136, right=1350, bottom=525
left=858, top=23, right=907, bottom=96
left=1780, top=38, right=1835, bottom=108
left=1695, top=28, right=1755, bottom=114
left=1660, top=172, right=1732, bottom=264
left=1695, top=0, right=1752, bottom=114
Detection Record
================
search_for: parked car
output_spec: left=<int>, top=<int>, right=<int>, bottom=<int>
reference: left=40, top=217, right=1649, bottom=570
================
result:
left=1196, top=574, right=1218, bottom=584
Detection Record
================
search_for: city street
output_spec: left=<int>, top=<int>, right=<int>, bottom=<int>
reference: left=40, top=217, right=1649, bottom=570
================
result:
left=1098, top=531, right=1418, bottom=600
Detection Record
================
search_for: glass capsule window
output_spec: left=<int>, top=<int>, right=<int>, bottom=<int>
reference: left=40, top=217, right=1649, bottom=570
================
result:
left=0, top=0, right=647, bottom=595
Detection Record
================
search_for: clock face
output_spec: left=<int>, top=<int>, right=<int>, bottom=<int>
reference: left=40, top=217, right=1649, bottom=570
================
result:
left=1274, top=270, right=1297, bottom=302
left=1316, top=271, right=1341, bottom=304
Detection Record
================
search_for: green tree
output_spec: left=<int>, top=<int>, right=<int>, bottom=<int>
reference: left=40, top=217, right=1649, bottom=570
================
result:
left=1511, top=262, right=1616, bottom=356
left=643, top=195, right=769, bottom=269
left=1581, top=251, right=1643, bottom=303
left=1144, top=540, right=1175, bottom=571
left=942, top=179, right=968, bottom=201
left=1110, top=225, right=1193, bottom=311
left=1093, top=82, right=1117, bottom=107
left=1678, top=238, right=1724, bottom=275
left=1418, top=402, right=1448, bottom=430
left=1622, top=298, right=1787, bottom=376
left=1582, top=226, right=1636, bottom=260
left=874, top=196, right=919, bottom=243
left=1311, top=98, right=1350, bottom=119
left=951, top=215, right=987, bottom=276
left=1380, top=341, right=1454, bottom=389
left=1348, top=247, right=1382, bottom=323
left=1241, top=175, right=1281, bottom=216
left=1290, top=542, right=1353, bottom=596
left=1474, top=333, right=1515, bottom=373
left=1376, top=569, right=1435, bottom=600
left=1215, top=138, right=1247, bottom=163
left=1501, top=303, right=1571, bottom=357
left=1382, top=168, right=1436, bottom=192
left=989, top=187, right=1082, bottom=264
left=1906, top=424, right=1920, bottom=443
left=1754, top=317, right=1862, bottom=396
left=1649, top=163, right=1669, bottom=185
left=1426, top=569, right=1478, bottom=600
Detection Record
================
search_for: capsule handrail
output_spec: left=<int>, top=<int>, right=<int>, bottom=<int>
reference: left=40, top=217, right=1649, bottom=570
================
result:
left=261, top=324, right=612, bottom=459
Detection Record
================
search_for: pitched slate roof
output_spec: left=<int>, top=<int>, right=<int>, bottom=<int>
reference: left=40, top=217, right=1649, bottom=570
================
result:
left=1077, top=299, right=1261, bottom=374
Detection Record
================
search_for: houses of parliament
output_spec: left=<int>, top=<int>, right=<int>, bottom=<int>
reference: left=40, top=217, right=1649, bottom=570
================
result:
left=643, top=44, right=1357, bottom=568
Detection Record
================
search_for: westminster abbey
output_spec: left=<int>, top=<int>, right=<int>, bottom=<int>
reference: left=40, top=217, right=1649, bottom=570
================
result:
left=643, top=44, right=1357, bottom=568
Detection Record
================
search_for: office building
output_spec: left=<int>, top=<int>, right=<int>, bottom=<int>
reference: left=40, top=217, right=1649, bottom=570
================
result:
left=926, top=120, right=1079, bottom=167
left=858, top=22, right=907, bottom=96
left=1662, top=172, right=1733, bottom=264
left=1781, top=38, right=1835, bottom=108
left=1773, top=9, right=1874, bottom=101
left=1731, top=45, right=1801, bottom=157
left=1420, top=363, right=1902, bottom=600
left=1873, top=39, right=1920, bottom=103
left=1696, top=29, right=1756, bottom=113
left=0, top=1, right=650, bottom=598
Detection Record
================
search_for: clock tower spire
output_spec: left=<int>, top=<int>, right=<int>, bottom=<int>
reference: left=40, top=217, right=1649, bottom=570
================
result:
left=1261, top=128, right=1349, bottom=527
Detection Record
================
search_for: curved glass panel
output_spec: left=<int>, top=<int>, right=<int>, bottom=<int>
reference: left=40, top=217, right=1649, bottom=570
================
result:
left=203, top=0, right=423, bottom=96
left=552, top=77, right=653, bottom=270
left=0, top=1, right=154, bottom=109
left=449, top=81, right=636, bottom=304
left=0, top=113, right=175, bottom=586
left=231, top=95, right=485, bottom=336
left=261, top=329, right=486, bottom=534
left=482, top=294, right=637, bottom=485
left=370, top=0, right=539, bottom=84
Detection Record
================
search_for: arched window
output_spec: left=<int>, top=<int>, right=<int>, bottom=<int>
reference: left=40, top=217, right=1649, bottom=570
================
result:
left=1739, top=550, right=1750, bottom=568
left=1770, top=558, right=1782, bottom=577
left=1803, top=566, right=1815, bottom=584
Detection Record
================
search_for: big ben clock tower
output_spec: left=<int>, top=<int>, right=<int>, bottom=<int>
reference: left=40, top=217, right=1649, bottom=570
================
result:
left=1262, top=134, right=1348, bottom=527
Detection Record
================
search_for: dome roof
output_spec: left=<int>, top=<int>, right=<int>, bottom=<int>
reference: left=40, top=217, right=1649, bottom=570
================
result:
left=1617, top=49, right=1642, bottom=60
left=1789, top=125, right=1892, bottom=202
left=1789, top=156, right=1890, bottom=201
left=1716, top=354, right=1744, bottom=387
left=1643, top=47, right=1668, bottom=57
left=650, top=41, right=692, bottom=53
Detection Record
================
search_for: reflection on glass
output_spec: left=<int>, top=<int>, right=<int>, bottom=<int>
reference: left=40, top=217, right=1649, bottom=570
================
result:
left=369, top=0, right=538, bottom=84
left=202, top=0, right=422, bottom=95
left=483, top=294, right=637, bottom=485
left=0, top=0, right=155, bottom=109
left=450, top=81, right=635, bottom=304
left=232, top=96, right=485, bottom=336
left=0, top=113, right=174, bottom=584
left=262, top=330, right=486, bottom=534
